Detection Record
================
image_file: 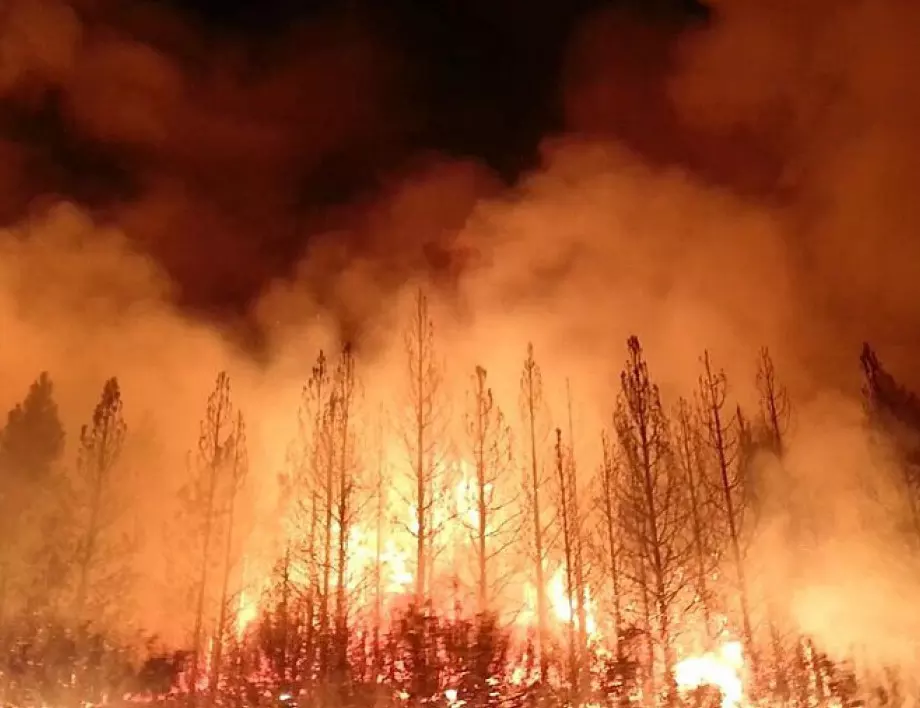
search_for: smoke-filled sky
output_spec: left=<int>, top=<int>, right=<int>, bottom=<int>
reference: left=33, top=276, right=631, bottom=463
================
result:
left=2, top=0, right=917, bottom=387
left=0, top=0, right=917, bottom=415
left=3, top=0, right=920, bottom=658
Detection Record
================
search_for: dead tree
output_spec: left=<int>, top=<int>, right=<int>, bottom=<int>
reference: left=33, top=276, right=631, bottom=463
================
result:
left=565, top=381, right=589, bottom=680
left=401, top=289, right=448, bottom=604
left=672, top=397, right=716, bottom=644
left=697, top=352, right=756, bottom=673
left=72, top=377, right=129, bottom=625
left=208, top=413, right=248, bottom=705
left=185, top=372, right=239, bottom=705
left=331, top=344, right=360, bottom=680
left=519, top=343, right=551, bottom=679
left=371, top=405, right=388, bottom=679
left=756, top=347, right=817, bottom=705
left=597, top=430, right=632, bottom=706
left=464, top=365, right=516, bottom=615
left=615, top=336, right=690, bottom=707
left=554, top=427, right=582, bottom=694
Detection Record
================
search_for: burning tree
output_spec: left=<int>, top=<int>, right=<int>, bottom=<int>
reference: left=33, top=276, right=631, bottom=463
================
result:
left=672, top=396, right=717, bottom=646
left=180, top=371, right=247, bottom=705
left=696, top=352, right=756, bottom=674
left=518, top=342, right=552, bottom=680
left=72, top=377, right=130, bottom=627
left=0, top=372, right=66, bottom=620
left=400, top=289, right=450, bottom=604
left=614, top=336, right=692, bottom=707
left=463, top=365, right=517, bottom=615
left=329, top=344, right=362, bottom=687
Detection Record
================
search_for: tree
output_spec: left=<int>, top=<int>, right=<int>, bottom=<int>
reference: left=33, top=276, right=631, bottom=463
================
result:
left=182, top=371, right=244, bottom=705
left=553, top=427, right=580, bottom=692
left=72, top=377, right=129, bottom=626
left=614, top=336, right=690, bottom=707
left=596, top=431, right=635, bottom=706
left=563, top=380, right=589, bottom=687
left=697, top=352, right=756, bottom=674
left=207, top=411, right=247, bottom=706
left=463, top=365, right=516, bottom=615
left=672, top=397, right=715, bottom=645
left=0, top=372, right=66, bottom=619
left=518, top=343, right=551, bottom=679
left=400, top=289, right=448, bottom=603
left=330, top=344, right=361, bottom=682
left=0, top=372, right=66, bottom=481
left=860, top=344, right=920, bottom=541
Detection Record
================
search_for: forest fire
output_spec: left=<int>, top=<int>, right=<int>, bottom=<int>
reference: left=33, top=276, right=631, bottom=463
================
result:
left=0, top=295, right=910, bottom=708
left=674, top=641, right=745, bottom=708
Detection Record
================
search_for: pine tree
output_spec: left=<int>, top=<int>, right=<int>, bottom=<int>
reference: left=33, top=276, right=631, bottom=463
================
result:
left=72, top=377, right=129, bottom=626
left=672, top=397, right=715, bottom=644
left=208, top=412, right=247, bottom=706
left=463, top=365, right=516, bottom=615
left=697, top=351, right=756, bottom=673
left=401, top=289, right=448, bottom=603
left=0, top=372, right=66, bottom=619
left=615, top=336, right=690, bottom=707
left=518, top=343, right=551, bottom=680
left=182, top=371, right=243, bottom=705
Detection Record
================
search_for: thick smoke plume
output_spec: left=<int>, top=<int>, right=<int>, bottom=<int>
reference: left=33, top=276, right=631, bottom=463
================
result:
left=0, top=0, right=919, bottom=674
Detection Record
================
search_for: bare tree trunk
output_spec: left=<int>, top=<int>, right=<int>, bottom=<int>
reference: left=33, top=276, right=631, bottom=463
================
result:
left=600, top=433, right=623, bottom=657
left=555, top=428, right=578, bottom=691
left=566, top=381, right=589, bottom=684
left=208, top=412, right=246, bottom=708
left=190, top=447, right=220, bottom=704
left=521, top=344, right=549, bottom=679
left=208, top=479, right=237, bottom=704
left=699, top=352, right=756, bottom=674
left=373, top=411, right=385, bottom=679
left=473, top=368, right=489, bottom=614
left=675, top=399, right=713, bottom=644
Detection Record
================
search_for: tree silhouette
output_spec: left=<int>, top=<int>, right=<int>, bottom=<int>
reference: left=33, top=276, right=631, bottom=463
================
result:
left=73, top=377, right=129, bottom=626
left=614, top=336, right=689, bottom=707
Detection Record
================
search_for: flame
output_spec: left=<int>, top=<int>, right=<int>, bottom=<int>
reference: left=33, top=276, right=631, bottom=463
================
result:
left=674, top=640, right=745, bottom=708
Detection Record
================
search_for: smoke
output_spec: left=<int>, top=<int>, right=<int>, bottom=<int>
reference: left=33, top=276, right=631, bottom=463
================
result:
left=0, top=0, right=919, bottom=671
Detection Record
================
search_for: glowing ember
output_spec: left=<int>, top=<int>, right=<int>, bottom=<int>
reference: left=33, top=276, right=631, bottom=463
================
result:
left=674, top=641, right=745, bottom=708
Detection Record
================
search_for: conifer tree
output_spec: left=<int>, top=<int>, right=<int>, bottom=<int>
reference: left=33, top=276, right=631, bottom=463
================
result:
left=697, top=351, right=755, bottom=671
left=615, top=336, right=690, bottom=706
left=463, top=365, right=516, bottom=615
left=518, top=343, right=551, bottom=679
left=73, top=377, right=129, bottom=626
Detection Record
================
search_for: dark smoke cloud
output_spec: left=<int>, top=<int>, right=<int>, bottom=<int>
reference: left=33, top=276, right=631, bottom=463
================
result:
left=0, top=0, right=413, bottom=314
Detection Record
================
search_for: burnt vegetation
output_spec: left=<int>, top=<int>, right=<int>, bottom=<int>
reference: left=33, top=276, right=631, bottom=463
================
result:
left=0, top=298, right=913, bottom=708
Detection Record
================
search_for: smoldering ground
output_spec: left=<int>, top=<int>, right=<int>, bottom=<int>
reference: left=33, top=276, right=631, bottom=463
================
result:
left=0, top=0, right=919, bottom=671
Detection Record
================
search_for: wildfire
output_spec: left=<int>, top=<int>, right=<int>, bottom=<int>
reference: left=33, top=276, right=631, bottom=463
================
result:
left=674, top=640, right=745, bottom=708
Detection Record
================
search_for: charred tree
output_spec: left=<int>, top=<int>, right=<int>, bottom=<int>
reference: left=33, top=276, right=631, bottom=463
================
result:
left=72, top=378, right=129, bottom=626
left=401, top=289, right=447, bottom=603
left=615, top=336, right=690, bottom=708
left=564, top=380, right=589, bottom=685
left=554, top=427, right=580, bottom=694
left=207, top=413, right=247, bottom=706
left=331, top=344, right=360, bottom=683
left=597, top=431, right=632, bottom=707
left=463, top=365, right=516, bottom=615
left=672, top=397, right=715, bottom=644
left=697, top=352, right=756, bottom=674
left=519, top=343, right=551, bottom=679
left=184, top=372, right=239, bottom=706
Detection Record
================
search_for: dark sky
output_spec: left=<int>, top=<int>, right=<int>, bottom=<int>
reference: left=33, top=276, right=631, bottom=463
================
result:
left=0, top=0, right=716, bottom=323
left=164, top=0, right=708, bottom=178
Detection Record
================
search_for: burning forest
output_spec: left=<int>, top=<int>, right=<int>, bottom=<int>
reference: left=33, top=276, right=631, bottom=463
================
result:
left=0, top=291, right=917, bottom=708
left=1, top=0, right=920, bottom=705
